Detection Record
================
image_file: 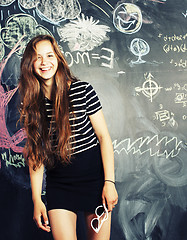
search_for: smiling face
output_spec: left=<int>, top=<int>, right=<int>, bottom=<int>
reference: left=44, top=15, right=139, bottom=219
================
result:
left=113, top=3, right=142, bottom=34
left=33, top=40, right=58, bottom=86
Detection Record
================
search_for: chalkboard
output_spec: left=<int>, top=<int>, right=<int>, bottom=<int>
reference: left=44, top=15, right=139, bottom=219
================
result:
left=0, top=1, right=187, bottom=240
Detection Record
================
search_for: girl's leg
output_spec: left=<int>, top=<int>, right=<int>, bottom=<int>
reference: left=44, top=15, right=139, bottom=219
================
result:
left=48, top=209, right=77, bottom=240
left=84, top=212, right=111, bottom=240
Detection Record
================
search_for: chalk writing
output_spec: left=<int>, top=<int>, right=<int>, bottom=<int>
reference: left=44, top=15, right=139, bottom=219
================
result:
left=165, top=83, right=187, bottom=92
left=135, top=73, right=162, bottom=102
left=113, top=3, right=142, bottom=34
left=163, top=44, right=187, bottom=53
left=163, top=83, right=187, bottom=107
left=170, top=59, right=187, bottom=68
left=1, top=149, right=25, bottom=168
left=165, top=87, right=172, bottom=91
left=158, top=33, right=187, bottom=41
left=64, top=47, right=114, bottom=68
left=173, top=83, right=187, bottom=91
left=175, top=93, right=187, bottom=107
left=57, top=14, right=110, bottom=52
left=158, top=32, right=187, bottom=67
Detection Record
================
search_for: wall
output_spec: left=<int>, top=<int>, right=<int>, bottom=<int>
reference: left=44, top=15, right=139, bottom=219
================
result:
left=0, top=0, right=187, bottom=239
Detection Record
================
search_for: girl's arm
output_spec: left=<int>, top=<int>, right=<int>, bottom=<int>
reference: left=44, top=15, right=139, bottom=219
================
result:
left=89, top=109, right=118, bottom=212
left=29, top=163, right=51, bottom=232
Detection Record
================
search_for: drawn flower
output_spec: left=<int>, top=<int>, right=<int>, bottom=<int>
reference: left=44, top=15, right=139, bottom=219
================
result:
left=57, top=14, right=111, bottom=52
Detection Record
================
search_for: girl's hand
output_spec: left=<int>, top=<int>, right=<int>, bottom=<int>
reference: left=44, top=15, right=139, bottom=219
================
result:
left=33, top=200, right=51, bottom=232
left=102, top=181, right=118, bottom=212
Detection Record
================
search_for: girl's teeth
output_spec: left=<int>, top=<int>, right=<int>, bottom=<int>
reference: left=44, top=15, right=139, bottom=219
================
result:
left=41, top=68, right=51, bottom=70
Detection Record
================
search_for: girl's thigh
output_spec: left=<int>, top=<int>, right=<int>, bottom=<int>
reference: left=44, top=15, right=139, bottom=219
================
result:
left=48, top=209, right=77, bottom=240
left=84, top=212, right=111, bottom=240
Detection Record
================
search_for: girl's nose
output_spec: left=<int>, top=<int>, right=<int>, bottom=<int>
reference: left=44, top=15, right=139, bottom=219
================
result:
left=41, top=57, right=47, bottom=65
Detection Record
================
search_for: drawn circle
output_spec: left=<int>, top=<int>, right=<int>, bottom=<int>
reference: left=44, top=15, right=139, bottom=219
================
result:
left=1, top=14, right=52, bottom=55
left=142, top=80, right=159, bottom=98
left=113, top=3, right=142, bottom=34
left=130, top=38, right=150, bottom=57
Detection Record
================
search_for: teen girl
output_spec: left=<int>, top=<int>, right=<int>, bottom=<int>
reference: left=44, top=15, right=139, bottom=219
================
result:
left=19, top=35, right=118, bottom=240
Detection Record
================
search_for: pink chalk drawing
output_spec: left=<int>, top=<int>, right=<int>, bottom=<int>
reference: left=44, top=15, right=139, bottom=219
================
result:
left=0, top=37, right=26, bottom=168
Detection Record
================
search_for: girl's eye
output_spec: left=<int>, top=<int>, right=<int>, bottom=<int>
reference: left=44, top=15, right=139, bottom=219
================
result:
left=48, top=54, right=54, bottom=58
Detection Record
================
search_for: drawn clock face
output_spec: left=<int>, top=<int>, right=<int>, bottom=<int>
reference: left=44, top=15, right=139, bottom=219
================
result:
left=113, top=3, right=142, bottom=34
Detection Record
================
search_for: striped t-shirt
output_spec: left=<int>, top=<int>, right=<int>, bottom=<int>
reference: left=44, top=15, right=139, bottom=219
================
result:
left=45, top=81, right=102, bottom=155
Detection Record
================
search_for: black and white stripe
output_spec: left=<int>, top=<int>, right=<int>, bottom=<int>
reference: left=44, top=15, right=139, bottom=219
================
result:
left=45, top=81, right=102, bottom=155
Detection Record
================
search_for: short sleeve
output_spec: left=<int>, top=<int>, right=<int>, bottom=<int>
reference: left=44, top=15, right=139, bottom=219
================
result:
left=85, top=83, right=102, bottom=115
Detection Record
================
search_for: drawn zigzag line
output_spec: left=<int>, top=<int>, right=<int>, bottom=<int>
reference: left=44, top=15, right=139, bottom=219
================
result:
left=113, top=135, right=182, bottom=158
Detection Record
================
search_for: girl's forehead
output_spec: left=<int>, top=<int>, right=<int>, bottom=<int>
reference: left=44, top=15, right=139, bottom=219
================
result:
left=35, top=40, right=54, bottom=52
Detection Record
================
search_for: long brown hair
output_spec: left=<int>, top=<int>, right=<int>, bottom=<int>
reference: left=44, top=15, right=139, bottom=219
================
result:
left=19, top=35, right=77, bottom=170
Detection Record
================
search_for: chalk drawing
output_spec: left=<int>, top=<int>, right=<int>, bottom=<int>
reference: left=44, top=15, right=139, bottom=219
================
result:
left=129, top=38, right=150, bottom=65
left=36, top=0, right=81, bottom=24
left=0, top=35, right=5, bottom=61
left=153, top=109, right=178, bottom=128
left=87, top=0, right=114, bottom=18
left=0, top=38, right=26, bottom=159
left=113, top=135, right=182, bottom=159
left=0, top=13, right=51, bottom=55
left=135, top=73, right=162, bottom=102
left=18, top=0, right=37, bottom=9
left=1, top=0, right=81, bottom=24
left=147, top=0, right=166, bottom=3
left=182, top=10, right=187, bottom=18
left=57, top=14, right=110, bottom=52
left=113, top=3, right=142, bottom=34
left=0, top=0, right=15, bottom=6
left=63, top=47, right=114, bottom=68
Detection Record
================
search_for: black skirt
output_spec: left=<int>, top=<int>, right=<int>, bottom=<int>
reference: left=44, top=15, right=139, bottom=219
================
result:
left=46, top=145, right=104, bottom=213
